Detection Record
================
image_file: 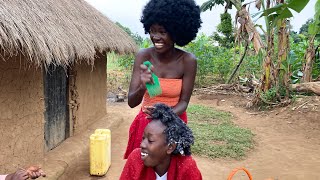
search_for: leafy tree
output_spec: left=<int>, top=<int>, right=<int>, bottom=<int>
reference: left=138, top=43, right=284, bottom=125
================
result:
left=302, top=0, right=320, bottom=82
left=115, top=22, right=143, bottom=45
left=202, top=0, right=263, bottom=53
left=212, top=13, right=235, bottom=48
left=290, top=31, right=302, bottom=43
left=203, top=0, right=313, bottom=105
left=299, top=18, right=314, bottom=35
left=201, top=0, right=245, bottom=12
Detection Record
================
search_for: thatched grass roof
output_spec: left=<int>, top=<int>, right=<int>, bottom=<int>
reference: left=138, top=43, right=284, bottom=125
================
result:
left=0, top=0, right=138, bottom=67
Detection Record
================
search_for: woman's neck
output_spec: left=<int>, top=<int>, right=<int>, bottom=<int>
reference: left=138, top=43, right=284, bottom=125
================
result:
left=153, top=156, right=171, bottom=177
left=153, top=47, right=177, bottom=63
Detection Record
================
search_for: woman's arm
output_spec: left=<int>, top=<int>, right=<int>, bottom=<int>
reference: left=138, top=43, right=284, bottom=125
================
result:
left=172, top=53, right=197, bottom=115
left=128, top=49, right=152, bottom=108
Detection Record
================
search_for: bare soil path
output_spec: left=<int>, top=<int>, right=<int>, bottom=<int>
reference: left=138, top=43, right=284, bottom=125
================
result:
left=190, top=94, right=320, bottom=180
left=67, top=94, right=320, bottom=180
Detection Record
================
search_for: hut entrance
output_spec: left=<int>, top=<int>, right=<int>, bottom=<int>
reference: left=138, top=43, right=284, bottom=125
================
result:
left=44, top=65, right=70, bottom=151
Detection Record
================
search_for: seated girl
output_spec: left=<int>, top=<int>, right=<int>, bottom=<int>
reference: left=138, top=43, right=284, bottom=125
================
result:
left=120, top=103, right=202, bottom=180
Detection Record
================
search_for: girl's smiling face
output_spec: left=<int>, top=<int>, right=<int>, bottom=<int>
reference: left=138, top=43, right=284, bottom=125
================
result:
left=140, top=120, right=175, bottom=174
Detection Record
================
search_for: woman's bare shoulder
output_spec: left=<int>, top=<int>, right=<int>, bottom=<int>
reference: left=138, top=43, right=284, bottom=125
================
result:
left=135, top=48, right=153, bottom=63
left=137, top=48, right=153, bottom=56
left=177, top=48, right=196, bottom=62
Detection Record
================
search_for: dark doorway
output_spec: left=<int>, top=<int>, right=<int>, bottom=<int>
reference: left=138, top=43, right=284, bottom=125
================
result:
left=44, top=65, right=69, bottom=151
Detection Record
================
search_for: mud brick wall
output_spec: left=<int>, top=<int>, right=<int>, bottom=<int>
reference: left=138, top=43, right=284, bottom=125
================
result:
left=0, top=56, right=44, bottom=172
left=72, top=54, right=107, bottom=134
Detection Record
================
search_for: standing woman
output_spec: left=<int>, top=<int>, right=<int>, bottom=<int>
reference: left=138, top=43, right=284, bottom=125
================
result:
left=124, top=0, right=202, bottom=159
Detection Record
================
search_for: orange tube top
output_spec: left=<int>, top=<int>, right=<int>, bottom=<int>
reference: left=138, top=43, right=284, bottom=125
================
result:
left=141, top=78, right=182, bottom=108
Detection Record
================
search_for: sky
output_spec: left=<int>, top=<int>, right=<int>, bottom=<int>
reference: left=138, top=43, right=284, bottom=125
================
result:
left=84, top=0, right=316, bottom=37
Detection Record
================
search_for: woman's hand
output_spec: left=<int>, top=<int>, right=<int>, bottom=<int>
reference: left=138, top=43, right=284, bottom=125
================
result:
left=139, top=64, right=154, bottom=89
left=6, top=166, right=46, bottom=180
left=26, top=166, right=46, bottom=179
left=142, top=106, right=155, bottom=119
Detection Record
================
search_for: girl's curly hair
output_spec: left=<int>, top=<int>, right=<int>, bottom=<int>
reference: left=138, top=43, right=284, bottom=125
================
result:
left=151, top=103, right=194, bottom=156
left=140, top=0, right=202, bottom=46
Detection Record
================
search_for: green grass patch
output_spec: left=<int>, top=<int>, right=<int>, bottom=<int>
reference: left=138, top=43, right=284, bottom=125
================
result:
left=188, top=104, right=254, bottom=159
left=106, top=52, right=133, bottom=92
left=107, top=52, right=121, bottom=71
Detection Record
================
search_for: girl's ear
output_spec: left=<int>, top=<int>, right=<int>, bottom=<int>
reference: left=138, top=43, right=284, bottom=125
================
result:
left=166, top=143, right=177, bottom=155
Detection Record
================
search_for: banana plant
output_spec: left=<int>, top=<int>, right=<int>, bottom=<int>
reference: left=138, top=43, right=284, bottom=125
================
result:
left=201, top=0, right=264, bottom=54
left=260, top=0, right=310, bottom=27
left=258, top=0, right=275, bottom=92
left=302, top=0, right=320, bottom=82
left=258, top=0, right=309, bottom=101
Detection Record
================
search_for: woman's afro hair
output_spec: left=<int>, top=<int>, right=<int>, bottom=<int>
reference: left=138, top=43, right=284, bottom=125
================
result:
left=150, top=103, right=194, bottom=156
left=140, top=0, right=202, bottom=46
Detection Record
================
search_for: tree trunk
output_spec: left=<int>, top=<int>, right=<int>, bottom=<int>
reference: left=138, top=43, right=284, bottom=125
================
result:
left=302, top=36, right=316, bottom=82
left=260, top=55, right=272, bottom=91
left=258, top=0, right=274, bottom=93
left=275, top=16, right=290, bottom=99
left=291, top=82, right=320, bottom=95
left=260, top=12, right=275, bottom=92
left=227, top=42, right=249, bottom=83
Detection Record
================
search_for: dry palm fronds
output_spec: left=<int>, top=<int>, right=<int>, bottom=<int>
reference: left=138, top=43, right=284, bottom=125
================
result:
left=0, top=0, right=137, bottom=69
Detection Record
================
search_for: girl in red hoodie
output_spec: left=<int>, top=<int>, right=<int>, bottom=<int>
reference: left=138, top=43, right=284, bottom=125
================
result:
left=120, top=103, right=202, bottom=180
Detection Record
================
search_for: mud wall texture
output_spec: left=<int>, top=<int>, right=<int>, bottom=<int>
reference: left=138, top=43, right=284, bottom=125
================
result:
left=0, top=56, right=45, bottom=172
left=73, top=54, right=107, bottom=134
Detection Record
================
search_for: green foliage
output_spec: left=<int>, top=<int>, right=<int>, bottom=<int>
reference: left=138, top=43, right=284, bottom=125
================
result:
left=111, top=33, right=263, bottom=88
left=115, top=22, right=143, bottom=45
left=217, top=13, right=233, bottom=36
left=260, top=85, right=288, bottom=104
left=108, top=30, right=314, bottom=91
left=183, top=34, right=234, bottom=85
left=117, top=54, right=135, bottom=71
left=107, top=52, right=134, bottom=92
left=109, top=38, right=152, bottom=71
left=308, top=0, right=320, bottom=36
left=140, top=38, right=153, bottom=48
left=238, top=50, right=262, bottom=77
left=184, top=34, right=261, bottom=86
left=314, top=49, right=320, bottom=79
left=260, top=0, right=310, bottom=27
left=299, top=18, right=314, bottom=35
left=288, top=0, right=310, bottom=13
left=260, top=87, right=278, bottom=102
left=200, top=0, right=226, bottom=11
left=188, top=104, right=254, bottom=159
left=214, top=13, right=235, bottom=48
left=288, top=48, right=303, bottom=84
left=290, top=31, right=302, bottom=43
left=106, top=38, right=152, bottom=92
left=188, top=104, right=231, bottom=123
left=289, top=37, right=320, bottom=83
left=201, top=0, right=245, bottom=12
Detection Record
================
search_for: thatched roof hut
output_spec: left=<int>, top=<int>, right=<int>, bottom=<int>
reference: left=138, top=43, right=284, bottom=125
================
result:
left=0, top=0, right=137, bottom=68
left=0, top=0, right=137, bottom=172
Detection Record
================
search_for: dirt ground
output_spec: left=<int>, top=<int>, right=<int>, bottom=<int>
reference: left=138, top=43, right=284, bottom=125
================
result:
left=66, top=94, right=320, bottom=180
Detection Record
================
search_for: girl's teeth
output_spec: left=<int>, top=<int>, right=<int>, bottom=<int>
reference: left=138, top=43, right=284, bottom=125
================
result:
left=155, top=43, right=164, bottom=47
left=141, top=152, right=148, bottom=157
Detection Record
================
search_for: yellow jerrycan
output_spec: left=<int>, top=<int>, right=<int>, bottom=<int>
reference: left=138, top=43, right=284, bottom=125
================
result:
left=90, top=129, right=111, bottom=176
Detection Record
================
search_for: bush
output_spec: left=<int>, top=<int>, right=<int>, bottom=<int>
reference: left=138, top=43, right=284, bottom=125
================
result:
left=184, top=34, right=261, bottom=87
